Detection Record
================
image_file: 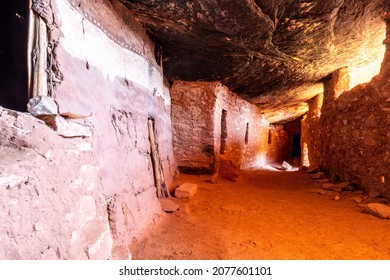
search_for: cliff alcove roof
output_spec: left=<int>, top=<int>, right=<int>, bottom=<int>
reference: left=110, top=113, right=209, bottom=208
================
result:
left=121, top=0, right=387, bottom=122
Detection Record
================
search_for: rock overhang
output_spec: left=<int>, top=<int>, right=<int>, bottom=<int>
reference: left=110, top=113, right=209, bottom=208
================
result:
left=120, top=0, right=387, bottom=123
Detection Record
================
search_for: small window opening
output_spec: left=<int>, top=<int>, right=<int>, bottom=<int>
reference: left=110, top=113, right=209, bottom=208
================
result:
left=268, top=129, right=272, bottom=145
left=220, top=109, right=227, bottom=154
left=244, top=122, right=249, bottom=145
left=0, top=1, right=29, bottom=111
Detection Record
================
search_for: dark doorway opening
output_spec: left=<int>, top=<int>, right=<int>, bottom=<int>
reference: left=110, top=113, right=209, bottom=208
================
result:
left=0, top=1, right=29, bottom=111
left=291, top=133, right=301, bottom=158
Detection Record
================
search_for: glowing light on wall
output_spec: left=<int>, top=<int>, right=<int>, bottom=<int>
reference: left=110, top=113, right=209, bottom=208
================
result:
left=301, top=142, right=310, bottom=167
left=349, top=56, right=385, bottom=89
left=346, top=18, right=386, bottom=89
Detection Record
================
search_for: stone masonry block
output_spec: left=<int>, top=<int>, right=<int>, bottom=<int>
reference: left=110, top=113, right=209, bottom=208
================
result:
left=175, top=183, right=198, bottom=199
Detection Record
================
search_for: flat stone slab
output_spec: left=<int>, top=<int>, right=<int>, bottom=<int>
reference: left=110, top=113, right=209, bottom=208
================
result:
left=353, top=190, right=364, bottom=195
left=322, top=183, right=341, bottom=192
left=311, top=172, right=325, bottom=179
left=27, top=96, right=58, bottom=116
left=159, top=198, right=179, bottom=213
left=336, top=181, right=354, bottom=191
left=337, top=182, right=351, bottom=189
left=310, top=188, right=339, bottom=196
left=351, top=196, right=364, bottom=204
left=317, top=178, right=330, bottom=183
left=363, top=203, right=390, bottom=219
left=38, top=115, right=92, bottom=138
left=175, top=183, right=198, bottom=199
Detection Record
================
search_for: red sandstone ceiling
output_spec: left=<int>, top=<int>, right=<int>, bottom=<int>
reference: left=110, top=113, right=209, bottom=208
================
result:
left=121, top=0, right=387, bottom=122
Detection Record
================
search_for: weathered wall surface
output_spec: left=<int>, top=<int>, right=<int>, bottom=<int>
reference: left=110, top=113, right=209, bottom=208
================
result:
left=214, top=84, right=269, bottom=171
left=301, top=93, right=323, bottom=168
left=302, top=19, right=390, bottom=198
left=171, top=81, right=269, bottom=177
left=52, top=0, right=177, bottom=255
left=171, top=81, right=217, bottom=174
left=264, top=117, right=302, bottom=164
left=0, top=0, right=177, bottom=259
left=0, top=108, right=112, bottom=259
left=267, top=124, right=292, bottom=164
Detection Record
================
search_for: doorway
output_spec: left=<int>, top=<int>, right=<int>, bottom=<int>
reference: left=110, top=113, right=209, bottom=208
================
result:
left=0, top=1, right=29, bottom=111
left=291, top=133, right=301, bottom=159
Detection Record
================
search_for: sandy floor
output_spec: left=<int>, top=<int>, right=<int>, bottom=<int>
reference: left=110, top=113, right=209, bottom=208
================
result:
left=131, top=167, right=390, bottom=260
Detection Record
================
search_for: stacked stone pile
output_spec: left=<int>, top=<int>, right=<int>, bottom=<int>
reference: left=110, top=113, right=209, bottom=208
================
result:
left=308, top=166, right=390, bottom=220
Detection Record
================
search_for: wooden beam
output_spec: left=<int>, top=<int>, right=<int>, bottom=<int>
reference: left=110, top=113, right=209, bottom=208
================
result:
left=27, top=2, right=48, bottom=98
left=148, top=119, right=164, bottom=198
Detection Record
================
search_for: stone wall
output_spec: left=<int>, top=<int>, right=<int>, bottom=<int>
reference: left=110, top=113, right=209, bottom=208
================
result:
left=171, top=81, right=217, bottom=174
left=302, top=19, right=390, bottom=198
left=214, top=84, right=269, bottom=171
left=0, top=0, right=177, bottom=259
left=301, top=93, right=323, bottom=168
left=266, top=124, right=292, bottom=164
left=171, top=81, right=269, bottom=177
left=265, top=117, right=302, bottom=165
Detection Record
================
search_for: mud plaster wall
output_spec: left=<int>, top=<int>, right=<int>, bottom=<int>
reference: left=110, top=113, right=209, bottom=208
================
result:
left=0, top=0, right=177, bottom=259
left=52, top=0, right=177, bottom=253
left=214, top=84, right=269, bottom=170
left=171, top=81, right=269, bottom=174
left=302, top=22, right=390, bottom=199
left=0, top=108, right=112, bottom=259
left=170, top=81, right=217, bottom=174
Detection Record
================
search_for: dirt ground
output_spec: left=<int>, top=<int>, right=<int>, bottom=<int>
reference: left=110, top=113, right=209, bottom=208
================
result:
left=130, top=166, right=390, bottom=260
